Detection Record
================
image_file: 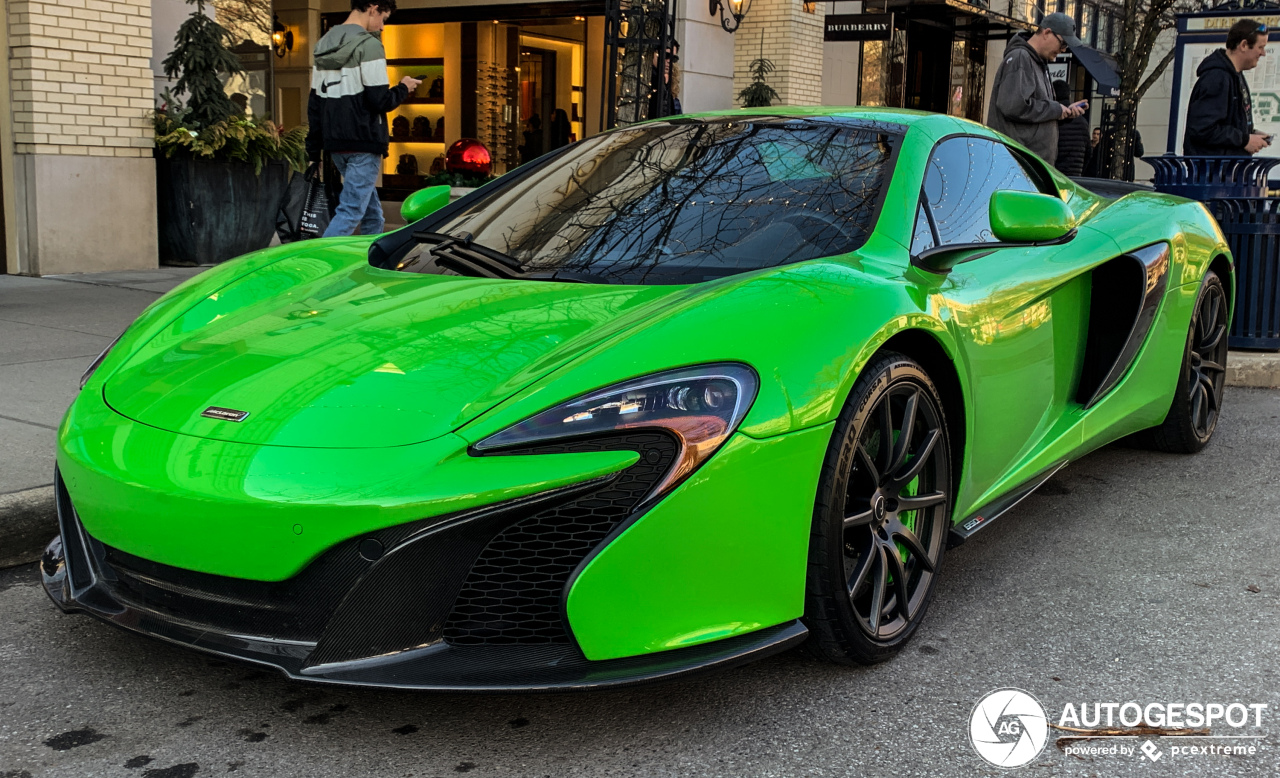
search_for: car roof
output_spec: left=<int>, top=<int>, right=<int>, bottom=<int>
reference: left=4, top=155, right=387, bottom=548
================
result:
left=677, top=106, right=996, bottom=139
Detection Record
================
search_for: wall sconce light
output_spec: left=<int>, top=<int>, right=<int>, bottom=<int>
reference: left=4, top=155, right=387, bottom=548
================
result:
left=802, top=0, right=817, bottom=12
left=709, top=0, right=753, bottom=32
left=272, top=15, right=294, bottom=58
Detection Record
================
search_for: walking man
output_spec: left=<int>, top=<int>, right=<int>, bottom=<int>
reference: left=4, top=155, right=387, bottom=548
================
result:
left=1184, top=19, right=1270, bottom=156
left=306, top=0, right=420, bottom=237
left=986, top=12, right=1086, bottom=166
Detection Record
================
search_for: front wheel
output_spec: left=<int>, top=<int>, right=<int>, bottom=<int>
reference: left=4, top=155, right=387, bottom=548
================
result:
left=1141, top=270, right=1228, bottom=453
left=804, top=352, right=953, bottom=665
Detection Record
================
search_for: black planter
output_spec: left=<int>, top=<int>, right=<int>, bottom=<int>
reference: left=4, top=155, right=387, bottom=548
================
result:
left=157, top=155, right=291, bottom=265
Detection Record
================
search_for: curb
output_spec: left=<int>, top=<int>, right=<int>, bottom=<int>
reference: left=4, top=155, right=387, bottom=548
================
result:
left=0, top=486, right=55, bottom=569
left=1226, top=350, right=1280, bottom=389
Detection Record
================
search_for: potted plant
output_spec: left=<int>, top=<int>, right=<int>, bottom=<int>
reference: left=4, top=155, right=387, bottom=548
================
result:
left=737, top=34, right=779, bottom=108
left=154, top=0, right=307, bottom=265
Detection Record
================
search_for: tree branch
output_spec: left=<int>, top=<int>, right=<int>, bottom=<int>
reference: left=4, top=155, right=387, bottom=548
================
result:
left=1137, top=45, right=1177, bottom=98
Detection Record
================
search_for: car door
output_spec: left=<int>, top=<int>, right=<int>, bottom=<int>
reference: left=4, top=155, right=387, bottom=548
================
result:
left=910, top=136, right=1105, bottom=519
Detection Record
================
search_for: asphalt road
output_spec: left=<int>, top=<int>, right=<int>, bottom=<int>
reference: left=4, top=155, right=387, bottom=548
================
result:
left=2, top=387, right=1278, bottom=778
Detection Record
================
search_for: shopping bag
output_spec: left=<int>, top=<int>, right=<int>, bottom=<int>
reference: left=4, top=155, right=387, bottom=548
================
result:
left=298, top=162, right=334, bottom=240
left=275, top=164, right=313, bottom=244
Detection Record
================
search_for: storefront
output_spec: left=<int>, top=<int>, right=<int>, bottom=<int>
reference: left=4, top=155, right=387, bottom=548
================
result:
left=854, top=0, right=1013, bottom=120
left=309, top=1, right=607, bottom=199
left=851, top=0, right=1122, bottom=124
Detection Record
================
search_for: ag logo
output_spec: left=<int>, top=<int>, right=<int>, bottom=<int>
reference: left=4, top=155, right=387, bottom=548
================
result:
left=969, top=688, right=1049, bottom=768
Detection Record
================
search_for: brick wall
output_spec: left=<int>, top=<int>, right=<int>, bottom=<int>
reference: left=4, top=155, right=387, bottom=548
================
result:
left=8, top=0, right=155, bottom=158
left=732, top=0, right=825, bottom=107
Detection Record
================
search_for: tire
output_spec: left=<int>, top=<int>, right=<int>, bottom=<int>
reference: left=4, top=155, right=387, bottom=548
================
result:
left=1141, top=270, right=1228, bottom=454
left=804, top=352, right=953, bottom=665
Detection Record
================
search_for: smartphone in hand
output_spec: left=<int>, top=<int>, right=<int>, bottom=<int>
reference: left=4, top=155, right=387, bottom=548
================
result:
left=1072, top=100, right=1089, bottom=111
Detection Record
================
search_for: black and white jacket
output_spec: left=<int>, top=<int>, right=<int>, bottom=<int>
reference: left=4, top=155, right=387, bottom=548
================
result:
left=305, top=24, right=409, bottom=159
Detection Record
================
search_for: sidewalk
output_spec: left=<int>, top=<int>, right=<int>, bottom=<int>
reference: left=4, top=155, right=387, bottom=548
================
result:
left=0, top=267, right=207, bottom=566
left=3, top=268, right=1280, bottom=568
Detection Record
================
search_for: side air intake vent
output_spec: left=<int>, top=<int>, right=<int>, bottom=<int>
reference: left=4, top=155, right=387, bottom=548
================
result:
left=1077, top=243, right=1171, bottom=408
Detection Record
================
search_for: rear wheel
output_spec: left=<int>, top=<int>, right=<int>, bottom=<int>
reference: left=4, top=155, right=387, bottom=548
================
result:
left=804, top=353, right=953, bottom=664
left=1143, top=271, right=1228, bottom=453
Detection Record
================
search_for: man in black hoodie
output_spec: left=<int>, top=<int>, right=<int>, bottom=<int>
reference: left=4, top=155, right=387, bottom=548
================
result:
left=1184, top=19, right=1270, bottom=156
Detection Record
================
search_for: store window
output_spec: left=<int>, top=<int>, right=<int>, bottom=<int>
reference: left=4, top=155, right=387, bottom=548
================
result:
left=214, top=0, right=274, bottom=120
left=518, top=27, right=586, bottom=164
left=1011, top=0, right=1042, bottom=24
left=362, top=13, right=599, bottom=195
left=382, top=24, right=451, bottom=183
left=859, top=29, right=906, bottom=107
left=947, top=39, right=987, bottom=122
left=1080, top=3, right=1096, bottom=47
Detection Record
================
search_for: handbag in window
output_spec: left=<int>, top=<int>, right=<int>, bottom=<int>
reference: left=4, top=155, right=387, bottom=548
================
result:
left=392, top=115, right=410, bottom=141
left=396, top=154, right=419, bottom=176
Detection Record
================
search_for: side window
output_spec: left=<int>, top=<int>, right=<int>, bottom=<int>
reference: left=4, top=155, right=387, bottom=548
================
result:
left=919, top=137, right=1041, bottom=246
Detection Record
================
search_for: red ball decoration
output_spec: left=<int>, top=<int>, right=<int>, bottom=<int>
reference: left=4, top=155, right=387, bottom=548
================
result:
left=445, top=139, right=492, bottom=177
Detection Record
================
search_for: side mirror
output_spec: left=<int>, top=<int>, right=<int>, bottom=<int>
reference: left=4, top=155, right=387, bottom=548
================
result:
left=400, top=185, right=452, bottom=224
left=911, top=190, right=1078, bottom=274
left=989, top=189, right=1075, bottom=243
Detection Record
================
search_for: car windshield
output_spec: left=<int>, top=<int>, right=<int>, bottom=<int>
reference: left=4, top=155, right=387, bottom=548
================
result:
left=384, top=118, right=900, bottom=285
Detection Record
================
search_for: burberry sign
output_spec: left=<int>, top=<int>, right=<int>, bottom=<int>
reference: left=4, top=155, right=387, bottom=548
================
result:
left=824, top=13, right=893, bottom=42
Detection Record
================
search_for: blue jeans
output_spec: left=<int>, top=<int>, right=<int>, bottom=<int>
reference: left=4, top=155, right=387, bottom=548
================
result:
left=323, top=152, right=384, bottom=237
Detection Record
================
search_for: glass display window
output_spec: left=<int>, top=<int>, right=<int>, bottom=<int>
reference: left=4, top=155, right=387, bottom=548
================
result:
left=382, top=24, right=449, bottom=180
left=518, top=26, right=586, bottom=165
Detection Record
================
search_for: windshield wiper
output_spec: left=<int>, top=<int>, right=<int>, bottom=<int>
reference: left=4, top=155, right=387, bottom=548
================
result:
left=412, top=231, right=526, bottom=279
left=410, top=231, right=601, bottom=283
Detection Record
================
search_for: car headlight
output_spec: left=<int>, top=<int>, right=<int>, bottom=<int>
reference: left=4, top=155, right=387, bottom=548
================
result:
left=475, top=363, right=759, bottom=499
left=79, top=334, right=122, bottom=390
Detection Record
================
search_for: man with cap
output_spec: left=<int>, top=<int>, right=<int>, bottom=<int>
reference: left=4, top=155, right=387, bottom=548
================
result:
left=987, top=13, right=1086, bottom=166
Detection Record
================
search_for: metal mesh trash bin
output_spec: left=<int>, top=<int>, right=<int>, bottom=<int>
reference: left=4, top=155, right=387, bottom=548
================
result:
left=1147, top=155, right=1277, bottom=199
left=1150, top=154, right=1280, bottom=349
left=1206, top=198, right=1280, bottom=349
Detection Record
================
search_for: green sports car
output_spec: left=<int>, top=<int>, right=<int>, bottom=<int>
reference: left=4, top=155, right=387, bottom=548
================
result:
left=43, top=108, right=1232, bottom=690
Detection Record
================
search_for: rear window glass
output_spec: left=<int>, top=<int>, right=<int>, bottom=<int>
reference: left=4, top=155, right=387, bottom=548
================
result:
left=383, top=119, right=901, bottom=285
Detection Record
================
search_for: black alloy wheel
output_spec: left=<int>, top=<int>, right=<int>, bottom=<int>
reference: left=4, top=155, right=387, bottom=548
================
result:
left=1187, top=276, right=1229, bottom=439
left=1142, top=270, right=1228, bottom=453
left=805, top=352, right=952, bottom=664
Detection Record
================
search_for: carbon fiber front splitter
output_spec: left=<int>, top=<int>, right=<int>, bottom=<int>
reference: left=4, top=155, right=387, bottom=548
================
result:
left=40, top=498, right=808, bottom=692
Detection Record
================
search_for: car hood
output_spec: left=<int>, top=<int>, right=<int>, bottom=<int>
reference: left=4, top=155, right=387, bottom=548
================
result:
left=104, top=253, right=682, bottom=448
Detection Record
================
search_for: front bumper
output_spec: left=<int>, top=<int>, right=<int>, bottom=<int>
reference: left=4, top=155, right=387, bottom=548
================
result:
left=42, top=433, right=808, bottom=691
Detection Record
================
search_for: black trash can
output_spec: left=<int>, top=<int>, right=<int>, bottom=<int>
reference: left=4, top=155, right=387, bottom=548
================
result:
left=1150, top=154, right=1280, bottom=349
left=1206, top=198, right=1280, bottom=349
left=1147, top=155, right=1277, bottom=199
